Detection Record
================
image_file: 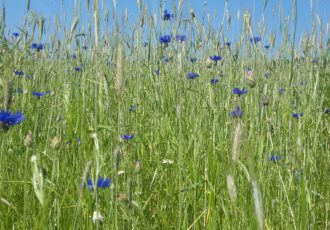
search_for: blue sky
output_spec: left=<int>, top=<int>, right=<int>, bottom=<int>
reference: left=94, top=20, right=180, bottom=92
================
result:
left=2, top=0, right=329, bottom=44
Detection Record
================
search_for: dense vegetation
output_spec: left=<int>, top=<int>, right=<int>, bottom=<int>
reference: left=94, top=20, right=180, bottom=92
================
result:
left=0, top=0, right=329, bottom=229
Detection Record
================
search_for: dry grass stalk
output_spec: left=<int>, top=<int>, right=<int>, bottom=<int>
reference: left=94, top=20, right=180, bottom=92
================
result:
left=251, top=179, right=264, bottom=230
left=115, top=42, right=123, bottom=98
left=231, top=121, right=243, bottom=162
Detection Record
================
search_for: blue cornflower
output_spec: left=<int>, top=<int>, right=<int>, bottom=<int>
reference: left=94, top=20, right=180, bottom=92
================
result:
left=324, top=108, right=329, bottom=114
left=250, top=36, right=261, bottom=44
left=14, top=70, right=24, bottom=76
left=186, top=72, right=199, bottom=80
left=278, top=88, right=285, bottom=94
left=31, top=43, right=38, bottom=49
left=189, top=57, right=197, bottom=63
left=225, top=42, right=231, bottom=47
left=293, top=112, right=304, bottom=119
left=143, top=42, right=148, bottom=47
left=86, top=177, right=112, bottom=190
left=153, top=69, right=160, bottom=75
left=210, top=79, right=219, bottom=84
left=106, top=59, right=112, bottom=65
left=71, top=54, right=77, bottom=59
left=175, top=35, right=187, bottom=42
left=269, top=155, right=281, bottom=162
left=163, top=55, right=169, bottom=63
left=129, top=105, right=137, bottom=112
left=13, top=32, right=19, bottom=37
left=121, top=134, right=134, bottom=140
left=312, top=58, right=318, bottom=64
left=162, top=10, right=174, bottom=21
left=232, top=88, right=248, bottom=97
left=31, top=43, right=44, bottom=51
left=0, top=110, right=25, bottom=127
left=264, top=45, right=270, bottom=49
left=32, top=91, right=50, bottom=98
left=229, top=106, right=243, bottom=118
left=75, top=66, right=82, bottom=72
left=209, top=55, right=222, bottom=62
left=159, top=35, right=172, bottom=44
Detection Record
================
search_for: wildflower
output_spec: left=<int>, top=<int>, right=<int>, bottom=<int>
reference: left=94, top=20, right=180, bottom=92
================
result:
left=269, top=155, right=281, bottom=162
left=71, top=54, right=77, bottom=59
left=153, top=69, right=160, bottom=75
left=292, top=112, right=304, bottom=119
left=186, top=72, right=199, bottom=80
left=162, top=159, right=174, bottom=164
left=312, top=58, right=318, bottom=64
left=162, top=10, right=174, bottom=21
left=229, top=106, right=243, bottom=118
left=143, top=42, right=148, bottom=47
left=264, top=45, right=270, bottom=49
left=163, top=55, right=169, bottom=63
left=87, top=177, right=112, bottom=190
left=175, top=35, right=187, bottom=42
left=250, top=36, right=261, bottom=44
left=247, top=68, right=254, bottom=78
left=30, top=155, right=38, bottom=163
left=189, top=57, right=197, bottom=63
left=14, top=70, right=24, bottom=76
left=92, top=211, right=104, bottom=223
left=209, top=55, right=222, bottom=62
left=75, top=66, right=82, bottom=72
left=12, top=32, right=19, bottom=37
left=121, top=134, right=134, bottom=140
left=129, top=105, right=137, bottom=112
left=106, top=59, right=112, bottom=65
left=32, top=91, right=50, bottom=98
left=31, top=43, right=44, bottom=51
left=210, top=79, right=219, bottom=84
left=0, top=110, right=25, bottom=127
left=159, top=35, right=171, bottom=44
left=225, top=42, right=231, bottom=47
left=278, top=88, right=285, bottom=94
left=233, top=88, right=248, bottom=97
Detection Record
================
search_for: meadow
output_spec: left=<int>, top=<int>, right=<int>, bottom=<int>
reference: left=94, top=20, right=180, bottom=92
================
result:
left=0, top=0, right=329, bottom=229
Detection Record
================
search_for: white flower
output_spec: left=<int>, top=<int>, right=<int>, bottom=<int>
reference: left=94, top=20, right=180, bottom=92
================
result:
left=30, top=155, right=38, bottom=162
left=162, top=159, right=174, bottom=165
left=92, top=211, right=104, bottom=223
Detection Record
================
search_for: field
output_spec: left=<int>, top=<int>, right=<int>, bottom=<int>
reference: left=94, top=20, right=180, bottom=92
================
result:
left=0, top=0, right=329, bottom=229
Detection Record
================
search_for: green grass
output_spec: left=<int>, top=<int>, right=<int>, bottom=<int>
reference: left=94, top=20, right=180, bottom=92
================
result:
left=0, top=0, right=329, bottom=229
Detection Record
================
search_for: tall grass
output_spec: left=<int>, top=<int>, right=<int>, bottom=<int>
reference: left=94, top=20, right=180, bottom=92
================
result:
left=0, top=0, right=329, bottom=229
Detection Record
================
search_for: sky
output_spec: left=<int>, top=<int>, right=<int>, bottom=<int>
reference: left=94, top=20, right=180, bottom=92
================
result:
left=1, top=0, right=329, bottom=45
